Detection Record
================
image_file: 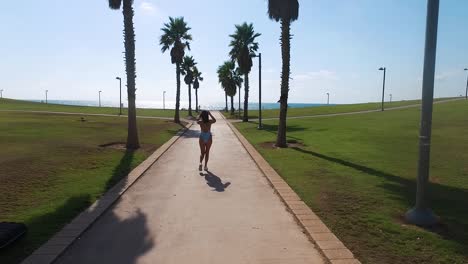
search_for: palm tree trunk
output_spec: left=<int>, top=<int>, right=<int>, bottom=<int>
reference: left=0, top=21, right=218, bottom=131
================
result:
left=225, top=91, right=228, bottom=112
left=188, top=83, right=192, bottom=116
left=122, top=0, right=139, bottom=149
left=276, top=19, right=290, bottom=148
left=195, top=89, right=198, bottom=112
left=243, top=73, right=249, bottom=122
left=230, top=96, right=234, bottom=115
left=175, top=63, right=181, bottom=123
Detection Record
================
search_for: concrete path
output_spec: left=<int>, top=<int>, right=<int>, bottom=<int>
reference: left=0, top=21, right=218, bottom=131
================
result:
left=55, top=112, right=324, bottom=264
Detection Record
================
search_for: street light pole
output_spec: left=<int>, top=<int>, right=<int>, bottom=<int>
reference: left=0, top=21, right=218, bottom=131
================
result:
left=379, top=67, right=386, bottom=111
left=45, top=90, right=48, bottom=104
left=116, top=77, right=122, bottom=115
left=0, top=89, right=3, bottom=99
left=390, top=94, right=392, bottom=103
left=464, top=68, right=468, bottom=99
left=257, top=53, right=262, bottom=129
left=163, top=91, right=166, bottom=110
left=405, top=0, right=440, bottom=227
left=326, top=93, right=330, bottom=105
left=238, top=83, right=241, bottom=118
left=99, top=91, right=102, bottom=107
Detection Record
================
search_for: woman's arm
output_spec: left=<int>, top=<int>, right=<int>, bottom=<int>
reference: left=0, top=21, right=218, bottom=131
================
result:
left=208, top=111, right=217, bottom=123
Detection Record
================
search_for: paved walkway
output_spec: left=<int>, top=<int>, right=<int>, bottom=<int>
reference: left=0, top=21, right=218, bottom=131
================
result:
left=55, top=112, right=324, bottom=264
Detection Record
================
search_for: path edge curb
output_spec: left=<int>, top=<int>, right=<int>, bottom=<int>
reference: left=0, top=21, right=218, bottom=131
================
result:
left=224, top=117, right=361, bottom=264
left=21, top=122, right=193, bottom=264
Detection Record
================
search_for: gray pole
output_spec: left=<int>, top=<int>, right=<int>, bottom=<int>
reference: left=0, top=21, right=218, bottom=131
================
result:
left=390, top=94, right=392, bottom=103
left=119, top=78, right=122, bottom=115
left=464, top=68, right=468, bottom=99
left=163, top=91, right=166, bottom=110
left=46, top=90, right=48, bottom=104
left=327, top=93, right=329, bottom=105
left=238, top=84, right=241, bottom=118
left=405, top=0, right=439, bottom=226
left=99, top=91, right=102, bottom=107
left=0, top=89, right=3, bottom=99
left=380, top=67, right=386, bottom=111
left=258, top=53, right=263, bottom=129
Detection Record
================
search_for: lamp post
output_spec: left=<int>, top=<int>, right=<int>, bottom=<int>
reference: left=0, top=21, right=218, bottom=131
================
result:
left=163, top=91, right=166, bottom=110
left=379, top=67, right=386, bottom=111
left=99, top=91, right=102, bottom=107
left=0, top=89, right=3, bottom=99
left=238, top=83, right=241, bottom=118
left=464, top=68, right=468, bottom=99
left=405, top=0, right=440, bottom=227
left=45, top=90, right=48, bottom=104
left=326, top=92, right=330, bottom=105
left=254, top=53, right=263, bottom=129
left=116, top=77, right=122, bottom=115
left=390, top=94, right=392, bottom=102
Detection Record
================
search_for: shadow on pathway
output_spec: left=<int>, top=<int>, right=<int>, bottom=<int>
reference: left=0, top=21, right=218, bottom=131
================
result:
left=200, top=171, right=231, bottom=192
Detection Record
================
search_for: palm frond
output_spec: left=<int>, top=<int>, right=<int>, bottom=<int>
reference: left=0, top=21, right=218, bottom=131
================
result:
left=268, top=0, right=299, bottom=22
left=108, top=0, right=122, bottom=9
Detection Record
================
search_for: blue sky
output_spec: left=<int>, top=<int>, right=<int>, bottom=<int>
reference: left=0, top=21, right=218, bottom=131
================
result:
left=1, top=0, right=467, bottom=105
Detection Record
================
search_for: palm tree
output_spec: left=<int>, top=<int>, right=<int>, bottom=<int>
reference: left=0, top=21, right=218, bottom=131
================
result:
left=268, top=0, right=299, bottom=148
left=232, top=68, right=243, bottom=115
left=217, top=61, right=243, bottom=115
left=108, top=0, right=139, bottom=149
left=192, top=66, right=203, bottom=112
left=229, top=23, right=261, bottom=122
left=181, top=55, right=196, bottom=116
left=160, top=17, right=192, bottom=123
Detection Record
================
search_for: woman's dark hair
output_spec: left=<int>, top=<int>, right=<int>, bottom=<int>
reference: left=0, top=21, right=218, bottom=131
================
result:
left=200, top=110, right=209, bottom=123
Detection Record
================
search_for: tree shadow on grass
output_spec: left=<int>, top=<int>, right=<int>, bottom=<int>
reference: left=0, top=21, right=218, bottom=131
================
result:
left=54, top=148, right=154, bottom=263
left=2, top=149, right=154, bottom=264
left=291, top=146, right=468, bottom=257
left=0, top=195, right=92, bottom=264
left=105, top=150, right=135, bottom=191
left=253, top=122, right=308, bottom=134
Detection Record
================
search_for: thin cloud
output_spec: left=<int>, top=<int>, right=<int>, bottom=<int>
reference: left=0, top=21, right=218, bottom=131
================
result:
left=293, top=70, right=338, bottom=81
left=140, top=1, right=156, bottom=14
left=435, top=70, right=460, bottom=81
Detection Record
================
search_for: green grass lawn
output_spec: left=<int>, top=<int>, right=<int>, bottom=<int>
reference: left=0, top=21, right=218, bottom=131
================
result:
left=235, top=100, right=468, bottom=264
left=224, top=97, right=460, bottom=120
left=0, top=112, right=183, bottom=264
left=0, top=98, right=190, bottom=118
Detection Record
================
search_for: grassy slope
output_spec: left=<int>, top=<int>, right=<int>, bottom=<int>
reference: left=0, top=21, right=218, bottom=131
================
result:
left=224, top=97, right=459, bottom=119
left=0, top=112, right=183, bottom=264
left=0, top=98, right=189, bottom=118
left=235, top=100, right=468, bottom=264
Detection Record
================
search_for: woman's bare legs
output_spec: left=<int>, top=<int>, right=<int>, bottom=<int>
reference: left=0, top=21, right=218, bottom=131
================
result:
left=199, top=138, right=205, bottom=171
left=204, top=137, right=213, bottom=170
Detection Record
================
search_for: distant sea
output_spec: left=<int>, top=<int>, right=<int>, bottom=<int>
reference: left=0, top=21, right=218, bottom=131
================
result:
left=30, top=100, right=332, bottom=110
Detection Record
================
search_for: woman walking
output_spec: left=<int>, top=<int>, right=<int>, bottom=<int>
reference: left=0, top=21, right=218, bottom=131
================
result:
left=197, top=110, right=216, bottom=171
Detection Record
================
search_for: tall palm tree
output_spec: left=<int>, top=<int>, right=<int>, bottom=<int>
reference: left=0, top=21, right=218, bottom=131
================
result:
left=181, top=55, right=196, bottom=116
left=192, top=66, right=203, bottom=112
left=108, top=0, right=139, bottom=149
left=217, top=61, right=243, bottom=115
left=229, top=23, right=261, bottom=122
left=268, top=0, right=299, bottom=148
left=160, top=17, right=192, bottom=123
left=232, top=68, right=244, bottom=115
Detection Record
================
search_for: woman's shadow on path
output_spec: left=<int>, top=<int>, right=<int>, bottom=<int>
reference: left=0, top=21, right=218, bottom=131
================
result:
left=200, top=171, right=231, bottom=192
